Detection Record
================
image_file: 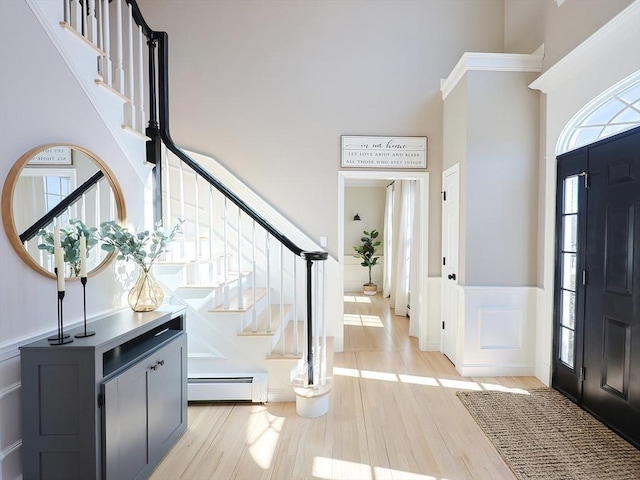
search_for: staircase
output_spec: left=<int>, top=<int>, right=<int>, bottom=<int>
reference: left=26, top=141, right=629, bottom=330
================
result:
left=28, top=0, right=332, bottom=408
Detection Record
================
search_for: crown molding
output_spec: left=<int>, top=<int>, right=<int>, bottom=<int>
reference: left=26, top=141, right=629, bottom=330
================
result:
left=530, top=0, right=639, bottom=93
left=440, top=49, right=544, bottom=100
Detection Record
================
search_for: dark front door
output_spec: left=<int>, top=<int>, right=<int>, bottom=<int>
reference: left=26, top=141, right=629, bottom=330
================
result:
left=582, top=129, right=640, bottom=444
left=554, top=126, right=640, bottom=447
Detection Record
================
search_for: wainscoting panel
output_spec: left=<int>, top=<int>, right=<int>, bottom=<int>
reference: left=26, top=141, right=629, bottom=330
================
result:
left=0, top=354, right=22, bottom=480
left=456, top=286, right=536, bottom=377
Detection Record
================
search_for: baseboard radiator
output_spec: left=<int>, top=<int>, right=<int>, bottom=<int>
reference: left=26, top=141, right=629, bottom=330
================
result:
left=188, top=373, right=267, bottom=403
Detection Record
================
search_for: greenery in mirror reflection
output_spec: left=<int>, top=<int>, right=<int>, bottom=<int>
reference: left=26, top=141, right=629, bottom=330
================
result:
left=37, top=219, right=99, bottom=276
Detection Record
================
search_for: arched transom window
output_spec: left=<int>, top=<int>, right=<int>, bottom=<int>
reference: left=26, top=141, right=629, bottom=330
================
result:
left=557, top=72, right=640, bottom=155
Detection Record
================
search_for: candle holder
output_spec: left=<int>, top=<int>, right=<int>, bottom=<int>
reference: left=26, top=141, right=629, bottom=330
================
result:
left=75, top=277, right=95, bottom=338
left=49, top=290, right=73, bottom=345
left=47, top=267, right=70, bottom=343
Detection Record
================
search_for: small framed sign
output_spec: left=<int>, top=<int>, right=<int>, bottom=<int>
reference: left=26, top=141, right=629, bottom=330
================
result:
left=341, top=135, right=427, bottom=169
left=27, top=146, right=73, bottom=166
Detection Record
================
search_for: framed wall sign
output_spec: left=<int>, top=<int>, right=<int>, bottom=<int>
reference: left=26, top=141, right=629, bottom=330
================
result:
left=27, top=146, right=73, bottom=166
left=341, top=136, right=427, bottom=169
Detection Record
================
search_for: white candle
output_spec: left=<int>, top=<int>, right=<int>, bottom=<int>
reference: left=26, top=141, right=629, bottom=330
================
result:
left=80, top=235, right=87, bottom=277
left=56, top=247, right=65, bottom=292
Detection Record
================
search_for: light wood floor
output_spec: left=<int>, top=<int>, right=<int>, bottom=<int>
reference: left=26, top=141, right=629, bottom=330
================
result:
left=150, top=294, right=544, bottom=480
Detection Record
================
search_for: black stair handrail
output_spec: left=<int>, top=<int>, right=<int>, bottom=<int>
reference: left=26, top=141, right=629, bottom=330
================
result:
left=127, top=0, right=318, bottom=258
left=125, top=1, right=327, bottom=386
left=19, top=170, right=104, bottom=243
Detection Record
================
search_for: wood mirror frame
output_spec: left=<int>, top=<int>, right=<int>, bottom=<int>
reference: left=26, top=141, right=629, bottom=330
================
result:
left=2, top=144, right=127, bottom=279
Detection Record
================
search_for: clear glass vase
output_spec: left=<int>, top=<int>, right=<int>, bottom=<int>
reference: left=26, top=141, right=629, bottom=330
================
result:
left=128, top=267, right=164, bottom=312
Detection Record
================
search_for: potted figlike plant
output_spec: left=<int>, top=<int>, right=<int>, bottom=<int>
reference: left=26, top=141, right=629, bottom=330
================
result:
left=354, top=229, right=381, bottom=296
left=99, top=219, right=183, bottom=312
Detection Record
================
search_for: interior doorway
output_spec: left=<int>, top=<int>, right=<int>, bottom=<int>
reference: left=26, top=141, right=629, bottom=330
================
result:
left=338, top=170, right=429, bottom=350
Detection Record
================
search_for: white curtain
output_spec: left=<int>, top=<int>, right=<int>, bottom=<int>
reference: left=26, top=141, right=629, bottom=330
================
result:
left=408, top=181, right=420, bottom=338
left=391, top=180, right=416, bottom=315
left=382, top=183, right=393, bottom=298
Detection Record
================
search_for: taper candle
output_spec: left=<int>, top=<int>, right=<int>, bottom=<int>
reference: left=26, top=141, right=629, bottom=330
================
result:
left=80, top=235, right=87, bottom=277
left=53, top=225, right=61, bottom=249
left=56, top=247, right=65, bottom=291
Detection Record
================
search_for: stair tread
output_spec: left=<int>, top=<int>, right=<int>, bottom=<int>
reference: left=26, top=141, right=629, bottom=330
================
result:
left=210, top=287, right=267, bottom=312
left=239, top=304, right=292, bottom=336
left=175, top=271, right=253, bottom=290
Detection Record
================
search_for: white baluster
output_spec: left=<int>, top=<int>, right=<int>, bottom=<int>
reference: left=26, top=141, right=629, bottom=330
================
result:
left=280, top=243, right=285, bottom=355
left=321, top=260, right=327, bottom=386
left=81, top=0, right=87, bottom=40
left=136, top=25, right=146, bottom=133
left=293, top=253, right=298, bottom=355
left=96, top=0, right=103, bottom=51
left=124, top=3, right=136, bottom=128
left=63, top=0, right=70, bottom=24
left=223, top=197, right=229, bottom=308
left=114, top=0, right=125, bottom=94
left=237, top=209, right=244, bottom=309
left=94, top=182, right=100, bottom=230
left=209, top=185, right=214, bottom=282
left=194, top=175, right=201, bottom=281
left=70, top=0, right=81, bottom=31
left=178, top=158, right=185, bottom=259
left=80, top=192, right=86, bottom=224
left=101, top=0, right=112, bottom=85
left=252, top=221, right=257, bottom=331
left=164, top=147, right=172, bottom=230
left=266, top=234, right=271, bottom=331
left=109, top=182, right=115, bottom=221
left=87, top=0, right=98, bottom=45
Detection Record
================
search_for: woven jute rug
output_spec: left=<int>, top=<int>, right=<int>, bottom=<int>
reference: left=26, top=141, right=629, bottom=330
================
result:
left=457, top=388, right=640, bottom=480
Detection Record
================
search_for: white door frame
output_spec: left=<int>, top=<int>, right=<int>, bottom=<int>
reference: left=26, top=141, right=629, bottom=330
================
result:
left=338, top=170, right=430, bottom=350
left=441, top=163, right=460, bottom=363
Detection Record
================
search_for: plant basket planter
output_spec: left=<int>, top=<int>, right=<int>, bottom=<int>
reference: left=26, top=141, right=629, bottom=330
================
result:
left=363, top=283, right=378, bottom=296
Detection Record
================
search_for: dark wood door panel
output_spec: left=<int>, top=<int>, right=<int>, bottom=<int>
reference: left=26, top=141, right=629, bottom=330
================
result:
left=583, top=127, right=640, bottom=446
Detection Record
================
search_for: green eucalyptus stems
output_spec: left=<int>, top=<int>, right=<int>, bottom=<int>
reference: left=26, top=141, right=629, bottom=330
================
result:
left=38, top=219, right=98, bottom=277
left=98, top=219, right=184, bottom=273
left=354, top=229, right=381, bottom=285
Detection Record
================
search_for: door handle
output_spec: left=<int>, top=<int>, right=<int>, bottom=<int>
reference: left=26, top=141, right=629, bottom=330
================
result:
left=448, top=273, right=456, bottom=280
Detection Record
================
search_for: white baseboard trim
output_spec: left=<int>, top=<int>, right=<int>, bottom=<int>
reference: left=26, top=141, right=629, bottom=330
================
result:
left=456, top=363, right=535, bottom=377
left=188, top=373, right=267, bottom=403
left=426, top=342, right=441, bottom=352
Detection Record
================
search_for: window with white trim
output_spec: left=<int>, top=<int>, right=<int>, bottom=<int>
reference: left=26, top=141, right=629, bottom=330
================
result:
left=557, top=73, right=640, bottom=154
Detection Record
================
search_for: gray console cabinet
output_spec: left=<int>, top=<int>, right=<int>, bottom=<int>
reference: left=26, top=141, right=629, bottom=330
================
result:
left=20, top=307, right=187, bottom=480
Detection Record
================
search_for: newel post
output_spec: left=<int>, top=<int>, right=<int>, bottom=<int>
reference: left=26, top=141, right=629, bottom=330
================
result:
left=145, top=35, right=162, bottom=225
left=301, top=251, right=328, bottom=386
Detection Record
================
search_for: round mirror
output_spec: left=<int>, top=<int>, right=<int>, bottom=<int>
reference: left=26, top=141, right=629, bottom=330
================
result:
left=2, top=144, right=127, bottom=278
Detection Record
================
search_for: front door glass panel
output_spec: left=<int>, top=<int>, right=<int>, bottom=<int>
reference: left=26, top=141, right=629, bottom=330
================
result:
left=559, top=175, right=579, bottom=368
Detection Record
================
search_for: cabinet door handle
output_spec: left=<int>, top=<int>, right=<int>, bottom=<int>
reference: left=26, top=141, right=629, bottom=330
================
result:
left=150, top=364, right=158, bottom=371
left=158, top=360, right=165, bottom=366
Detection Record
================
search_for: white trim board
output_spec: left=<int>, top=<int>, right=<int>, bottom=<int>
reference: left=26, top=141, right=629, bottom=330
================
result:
left=530, top=0, right=640, bottom=93
left=440, top=49, right=544, bottom=100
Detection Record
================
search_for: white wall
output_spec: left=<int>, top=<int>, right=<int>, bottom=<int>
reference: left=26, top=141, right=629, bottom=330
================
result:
left=503, top=0, right=633, bottom=62
left=137, top=0, right=507, bottom=278
left=0, top=2, right=151, bottom=477
left=465, top=70, right=540, bottom=287
left=344, top=185, right=386, bottom=254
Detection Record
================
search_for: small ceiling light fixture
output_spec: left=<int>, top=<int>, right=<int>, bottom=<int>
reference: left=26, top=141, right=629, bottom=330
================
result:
left=353, top=213, right=361, bottom=221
